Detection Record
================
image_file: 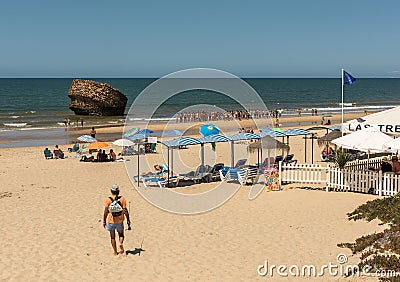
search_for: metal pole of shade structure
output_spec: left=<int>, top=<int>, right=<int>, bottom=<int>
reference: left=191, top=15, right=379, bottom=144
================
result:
left=201, top=143, right=204, bottom=166
left=167, top=147, right=170, bottom=187
left=311, top=133, right=314, bottom=164
left=304, top=134, right=307, bottom=163
left=230, top=140, right=235, bottom=167
left=171, top=147, right=174, bottom=176
left=137, top=142, right=140, bottom=187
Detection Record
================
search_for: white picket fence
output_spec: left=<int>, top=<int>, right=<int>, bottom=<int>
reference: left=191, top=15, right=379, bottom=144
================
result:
left=345, top=158, right=382, bottom=171
left=279, top=163, right=325, bottom=185
left=326, top=167, right=400, bottom=196
left=279, top=161, right=400, bottom=196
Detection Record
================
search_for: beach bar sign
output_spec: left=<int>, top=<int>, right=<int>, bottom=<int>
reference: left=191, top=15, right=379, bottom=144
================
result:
left=344, top=122, right=400, bottom=135
left=343, top=106, right=400, bottom=136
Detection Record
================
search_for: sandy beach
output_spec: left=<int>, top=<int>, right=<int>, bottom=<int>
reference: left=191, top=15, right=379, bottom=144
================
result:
left=0, top=110, right=385, bottom=281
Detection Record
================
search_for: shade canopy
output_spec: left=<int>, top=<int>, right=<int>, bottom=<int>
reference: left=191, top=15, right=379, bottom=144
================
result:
left=332, top=127, right=392, bottom=153
left=283, top=129, right=311, bottom=136
left=162, top=137, right=201, bottom=148
left=248, top=135, right=290, bottom=152
left=317, top=130, right=342, bottom=145
left=198, top=134, right=230, bottom=143
left=259, top=128, right=286, bottom=137
left=228, top=132, right=260, bottom=141
left=343, top=106, right=400, bottom=136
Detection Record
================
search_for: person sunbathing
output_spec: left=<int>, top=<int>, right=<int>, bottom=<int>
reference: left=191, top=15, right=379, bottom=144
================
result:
left=141, top=164, right=163, bottom=176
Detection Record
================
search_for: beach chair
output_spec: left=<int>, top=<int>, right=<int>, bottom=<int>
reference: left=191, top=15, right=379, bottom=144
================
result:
left=220, top=166, right=258, bottom=186
left=274, top=155, right=283, bottom=165
left=179, top=165, right=210, bottom=183
left=133, top=164, right=169, bottom=182
left=256, top=157, right=275, bottom=172
left=140, top=175, right=180, bottom=188
left=68, top=143, right=79, bottom=152
left=282, top=154, right=297, bottom=164
left=234, top=159, right=247, bottom=169
left=203, top=163, right=225, bottom=182
left=43, top=149, right=53, bottom=159
left=237, top=166, right=259, bottom=185
left=149, top=143, right=157, bottom=153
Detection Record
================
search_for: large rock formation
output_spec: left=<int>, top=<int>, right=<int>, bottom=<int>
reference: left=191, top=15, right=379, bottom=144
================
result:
left=68, top=79, right=128, bottom=116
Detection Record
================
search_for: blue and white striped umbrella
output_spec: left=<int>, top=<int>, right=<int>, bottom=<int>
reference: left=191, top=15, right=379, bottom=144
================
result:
left=259, top=128, right=286, bottom=138
left=77, top=135, right=97, bottom=143
left=137, top=129, right=154, bottom=135
left=198, top=134, right=230, bottom=143
left=283, top=129, right=311, bottom=136
left=127, top=133, right=148, bottom=140
left=162, top=137, right=201, bottom=148
left=123, top=127, right=140, bottom=138
left=228, top=132, right=261, bottom=141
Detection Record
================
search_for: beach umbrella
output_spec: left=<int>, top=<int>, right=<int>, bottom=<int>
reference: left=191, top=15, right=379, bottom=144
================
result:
left=318, top=130, right=342, bottom=146
left=87, top=141, right=109, bottom=149
left=127, top=133, right=148, bottom=140
left=332, top=127, right=392, bottom=153
left=382, top=138, right=400, bottom=152
left=260, top=128, right=286, bottom=138
left=77, top=135, right=97, bottom=143
left=343, top=106, right=400, bottom=136
left=124, top=127, right=140, bottom=138
left=138, top=129, right=154, bottom=135
left=199, top=124, right=220, bottom=137
left=112, top=138, right=134, bottom=147
left=164, top=130, right=182, bottom=137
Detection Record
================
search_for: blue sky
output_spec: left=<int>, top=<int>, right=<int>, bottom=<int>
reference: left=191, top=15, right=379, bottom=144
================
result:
left=1, top=0, right=399, bottom=78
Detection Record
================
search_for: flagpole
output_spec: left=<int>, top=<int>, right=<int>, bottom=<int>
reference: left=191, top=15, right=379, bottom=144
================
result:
left=341, top=68, right=344, bottom=137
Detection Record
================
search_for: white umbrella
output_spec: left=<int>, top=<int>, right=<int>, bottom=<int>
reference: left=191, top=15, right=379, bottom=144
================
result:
left=382, top=137, right=400, bottom=152
left=343, top=106, right=400, bottom=136
left=332, top=127, right=392, bottom=153
left=112, top=138, right=134, bottom=147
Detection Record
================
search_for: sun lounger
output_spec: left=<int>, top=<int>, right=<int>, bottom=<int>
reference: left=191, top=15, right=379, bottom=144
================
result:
left=282, top=154, right=297, bottom=164
left=179, top=165, right=211, bottom=183
left=140, top=175, right=180, bottom=188
left=202, top=163, right=225, bottom=182
left=237, top=166, right=259, bottom=185
left=220, top=166, right=259, bottom=186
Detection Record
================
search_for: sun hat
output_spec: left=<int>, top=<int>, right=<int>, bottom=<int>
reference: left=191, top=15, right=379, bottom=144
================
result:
left=111, top=184, right=119, bottom=192
left=382, top=157, right=388, bottom=162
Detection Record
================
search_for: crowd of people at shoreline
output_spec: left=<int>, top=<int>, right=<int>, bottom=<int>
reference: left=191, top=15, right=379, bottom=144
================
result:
left=175, top=109, right=288, bottom=123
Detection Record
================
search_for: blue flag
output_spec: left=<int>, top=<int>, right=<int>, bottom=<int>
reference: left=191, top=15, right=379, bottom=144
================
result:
left=343, top=70, right=356, bottom=85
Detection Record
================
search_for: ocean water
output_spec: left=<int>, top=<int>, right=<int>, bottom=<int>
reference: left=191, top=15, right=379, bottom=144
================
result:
left=0, top=78, right=399, bottom=147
